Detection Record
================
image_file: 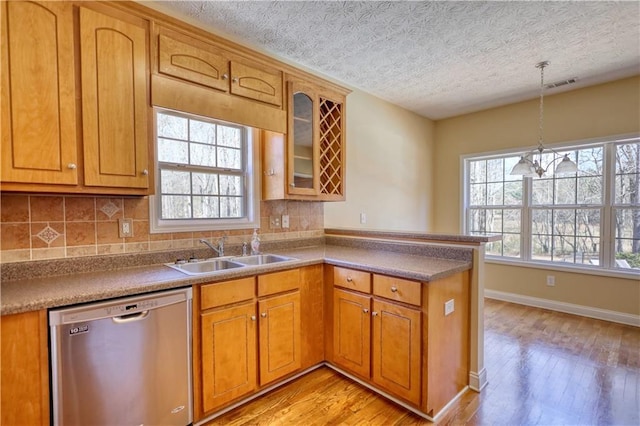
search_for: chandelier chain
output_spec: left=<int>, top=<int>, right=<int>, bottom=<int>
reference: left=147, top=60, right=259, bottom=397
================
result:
left=539, top=62, right=545, bottom=148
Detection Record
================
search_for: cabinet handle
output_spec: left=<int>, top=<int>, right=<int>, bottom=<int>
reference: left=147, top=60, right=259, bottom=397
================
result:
left=261, top=312, right=267, bottom=318
left=391, top=286, right=398, bottom=292
left=222, top=73, right=229, bottom=80
left=251, top=315, right=256, bottom=321
left=67, top=163, right=77, bottom=170
left=232, top=77, right=238, bottom=83
left=372, top=311, right=378, bottom=317
left=346, top=277, right=353, bottom=282
left=142, top=169, right=149, bottom=176
left=363, top=308, right=369, bottom=314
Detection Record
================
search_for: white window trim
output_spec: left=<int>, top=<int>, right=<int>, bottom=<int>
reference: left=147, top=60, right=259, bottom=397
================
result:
left=460, top=133, right=640, bottom=277
left=149, top=111, right=261, bottom=233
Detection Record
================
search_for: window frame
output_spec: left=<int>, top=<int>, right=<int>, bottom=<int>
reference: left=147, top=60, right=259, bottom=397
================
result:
left=149, top=108, right=260, bottom=233
left=461, top=134, right=640, bottom=278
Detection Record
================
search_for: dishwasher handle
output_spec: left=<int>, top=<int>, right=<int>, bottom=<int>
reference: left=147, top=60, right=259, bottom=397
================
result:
left=112, top=310, right=149, bottom=324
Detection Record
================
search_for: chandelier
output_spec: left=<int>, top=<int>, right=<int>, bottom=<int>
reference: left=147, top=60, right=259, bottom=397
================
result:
left=510, top=61, right=578, bottom=178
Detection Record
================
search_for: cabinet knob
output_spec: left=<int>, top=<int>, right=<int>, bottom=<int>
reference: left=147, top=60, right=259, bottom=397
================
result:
left=346, top=277, right=353, bottom=282
left=141, top=169, right=149, bottom=176
left=232, top=77, right=238, bottom=83
left=363, top=308, right=369, bottom=314
left=290, top=183, right=295, bottom=187
left=67, top=163, right=77, bottom=170
left=391, top=286, right=398, bottom=292
left=251, top=315, right=256, bottom=321
left=372, top=311, right=378, bottom=317
left=222, top=73, right=229, bottom=80
left=261, top=312, right=267, bottom=318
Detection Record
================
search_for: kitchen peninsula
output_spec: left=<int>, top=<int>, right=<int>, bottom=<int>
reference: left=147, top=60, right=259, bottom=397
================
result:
left=1, top=231, right=497, bottom=424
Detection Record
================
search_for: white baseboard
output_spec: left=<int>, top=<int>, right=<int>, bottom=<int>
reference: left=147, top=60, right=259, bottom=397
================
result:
left=468, top=368, right=487, bottom=392
left=485, top=289, right=640, bottom=327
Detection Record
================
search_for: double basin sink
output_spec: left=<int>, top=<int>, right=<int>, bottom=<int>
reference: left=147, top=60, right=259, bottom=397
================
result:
left=165, top=254, right=296, bottom=276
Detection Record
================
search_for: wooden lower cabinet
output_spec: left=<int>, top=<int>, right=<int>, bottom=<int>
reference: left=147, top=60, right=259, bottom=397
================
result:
left=195, top=267, right=319, bottom=421
left=328, top=266, right=471, bottom=418
left=332, top=288, right=370, bottom=378
left=371, top=298, right=421, bottom=406
left=258, top=292, right=301, bottom=385
left=1, top=310, right=50, bottom=426
left=332, top=287, right=422, bottom=406
left=200, top=301, right=257, bottom=413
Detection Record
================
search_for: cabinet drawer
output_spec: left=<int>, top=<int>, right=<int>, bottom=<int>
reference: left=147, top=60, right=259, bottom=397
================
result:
left=257, top=269, right=300, bottom=297
left=333, top=267, right=371, bottom=294
left=201, top=277, right=255, bottom=310
left=373, top=275, right=421, bottom=306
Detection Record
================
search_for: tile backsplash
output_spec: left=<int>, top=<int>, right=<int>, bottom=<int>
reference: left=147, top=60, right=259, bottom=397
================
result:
left=0, top=194, right=323, bottom=263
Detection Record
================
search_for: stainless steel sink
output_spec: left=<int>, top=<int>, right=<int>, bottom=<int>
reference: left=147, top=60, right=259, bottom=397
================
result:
left=166, top=258, right=245, bottom=275
left=232, top=254, right=296, bottom=265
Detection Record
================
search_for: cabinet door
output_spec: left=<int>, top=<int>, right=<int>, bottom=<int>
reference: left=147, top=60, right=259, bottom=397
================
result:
left=201, top=302, right=257, bottom=413
left=258, top=292, right=301, bottom=385
left=158, top=29, right=230, bottom=92
left=372, top=298, right=422, bottom=406
left=79, top=7, right=150, bottom=189
left=1, top=310, right=49, bottom=425
left=333, top=288, right=371, bottom=378
left=230, top=59, right=283, bottom=107
left=1, top=1, right=78, bottom=185
left=287, top=80, right=320, bottom=196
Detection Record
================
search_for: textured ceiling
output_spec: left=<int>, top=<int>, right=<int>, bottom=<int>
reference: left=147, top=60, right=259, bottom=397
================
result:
left=146, top=1, right=640, bottom=119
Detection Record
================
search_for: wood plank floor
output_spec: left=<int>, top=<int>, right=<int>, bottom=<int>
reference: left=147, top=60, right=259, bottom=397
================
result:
left=204, top=299, right=640, bottom=425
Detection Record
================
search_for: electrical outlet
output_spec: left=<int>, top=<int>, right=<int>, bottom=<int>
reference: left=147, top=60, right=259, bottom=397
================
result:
left=281, top=215, right=290, bottom=228
left=444, top=299, right=455, bottom=316
left=546, top=275, right=555, bottom=286
left=269, top=215, right=281, bottom=229
left=118, top=218, right=133, bottom=238
left=360, top=213, right=367, bottom=224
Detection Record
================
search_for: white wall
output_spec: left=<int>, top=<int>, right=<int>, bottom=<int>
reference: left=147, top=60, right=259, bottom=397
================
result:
left=324, top=89, right=436, bottom=231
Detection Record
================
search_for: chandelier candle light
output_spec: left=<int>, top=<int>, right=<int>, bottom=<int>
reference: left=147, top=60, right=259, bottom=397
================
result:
left=510, top=61, right=578, bottom=178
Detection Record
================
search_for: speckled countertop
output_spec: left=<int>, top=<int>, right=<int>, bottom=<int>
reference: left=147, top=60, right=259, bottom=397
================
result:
left=1, top=244, right=472, bottom=315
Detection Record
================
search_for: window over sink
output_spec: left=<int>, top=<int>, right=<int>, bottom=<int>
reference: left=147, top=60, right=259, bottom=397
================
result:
left=150, top=109, right=259, bottom=232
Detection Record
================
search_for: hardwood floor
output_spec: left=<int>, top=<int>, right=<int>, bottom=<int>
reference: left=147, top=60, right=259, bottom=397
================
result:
left=204, top=299, right=640, bottom=425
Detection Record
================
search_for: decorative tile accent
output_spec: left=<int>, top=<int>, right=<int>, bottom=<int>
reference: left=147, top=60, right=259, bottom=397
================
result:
left=36, top=225, right=61, bottom=245
left=99, top=201, right=120, bottom=219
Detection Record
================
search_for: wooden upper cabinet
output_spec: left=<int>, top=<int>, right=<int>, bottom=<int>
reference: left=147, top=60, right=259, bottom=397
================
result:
left=79, top=6, right=150, bottom=189
left=1, top=1, right=78, bottom=185
left=230, top=59, right=283, bottom=107
left=155, top=26, right=282, bottom=108
left=158, top=28, right=230, bottom=92
left=262, top=75, right=346, bottom=202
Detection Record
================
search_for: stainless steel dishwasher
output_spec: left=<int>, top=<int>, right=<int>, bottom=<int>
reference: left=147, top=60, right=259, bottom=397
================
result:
left=49, top=287, right=193, bottom=426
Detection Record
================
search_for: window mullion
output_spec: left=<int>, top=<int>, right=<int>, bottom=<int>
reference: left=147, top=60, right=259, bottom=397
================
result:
left=602, top=143, right=615, bottom=268
left=522, top=176, right=532, bottom=261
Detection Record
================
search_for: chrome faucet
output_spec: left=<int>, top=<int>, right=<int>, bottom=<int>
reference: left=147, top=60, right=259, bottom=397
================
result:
left=199, top=238, right=224, bottom=257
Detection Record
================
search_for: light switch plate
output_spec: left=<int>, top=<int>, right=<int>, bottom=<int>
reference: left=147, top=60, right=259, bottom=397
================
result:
left=281, top=215, right=290, bottom=228
left=118, top=218, right=133, bottom=238
left=444, top=299, right=455, bottom=316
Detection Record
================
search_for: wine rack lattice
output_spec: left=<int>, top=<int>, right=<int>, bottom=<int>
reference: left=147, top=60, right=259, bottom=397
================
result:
left=319, top=97, right=343, bottom=197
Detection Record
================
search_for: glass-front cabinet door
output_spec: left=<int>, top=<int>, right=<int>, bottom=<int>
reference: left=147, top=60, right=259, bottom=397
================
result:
left=287, top=80, right=319, bottom=195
